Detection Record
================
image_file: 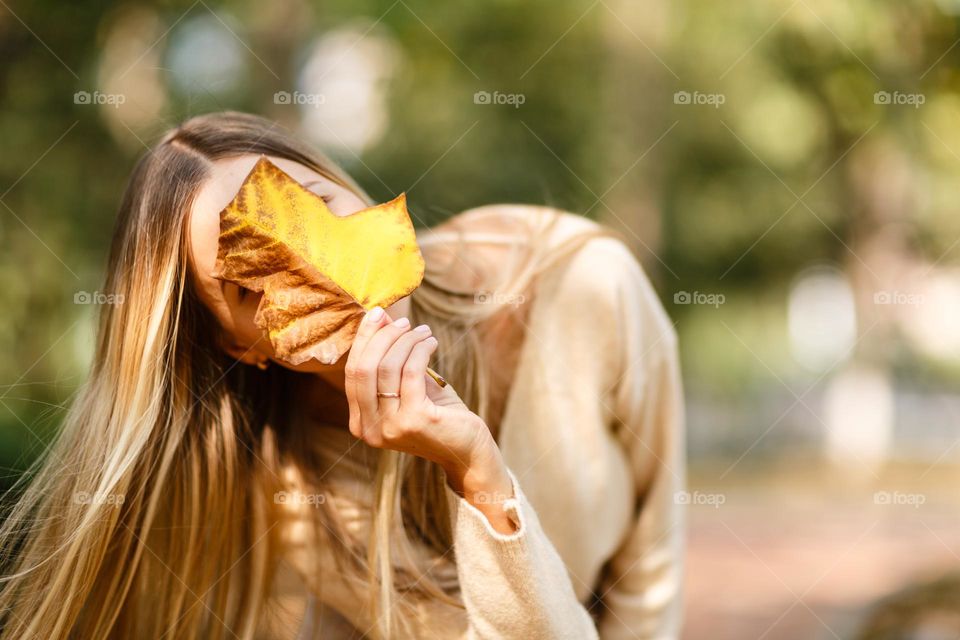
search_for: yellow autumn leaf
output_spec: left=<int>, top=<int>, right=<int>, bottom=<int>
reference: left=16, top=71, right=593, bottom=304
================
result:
left=211, top=156, right=425, bottom=366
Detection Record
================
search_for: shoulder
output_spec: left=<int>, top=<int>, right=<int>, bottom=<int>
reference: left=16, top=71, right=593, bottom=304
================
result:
left=420, top=203, right=600, bottom=259
left=442, top=203, right=643, bottom=278
left=417, top=203, right=602, bottom=290
left=528, top=218, right=678, bottom=373
left=418, top=202, right=675, bottom=349
left=579, top=235, right=677, bottom=352
left=419, top=203, right=658, bottom=305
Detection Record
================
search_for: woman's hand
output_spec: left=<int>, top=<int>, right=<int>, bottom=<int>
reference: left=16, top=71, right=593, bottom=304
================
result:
left=344, top=306, right=517, bottom=533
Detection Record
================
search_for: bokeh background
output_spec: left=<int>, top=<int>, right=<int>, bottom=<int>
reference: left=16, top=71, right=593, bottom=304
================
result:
left=2, top=0, right=959, bottom=637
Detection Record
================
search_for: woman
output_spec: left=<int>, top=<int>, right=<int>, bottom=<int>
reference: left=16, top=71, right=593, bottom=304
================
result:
left=0, top=112, right=685, bottom=639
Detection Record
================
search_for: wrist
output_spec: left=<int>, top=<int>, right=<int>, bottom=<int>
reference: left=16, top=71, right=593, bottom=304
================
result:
left=440, top=418, right=517, bottom=534
left=440, top=416, right=504, bottom=495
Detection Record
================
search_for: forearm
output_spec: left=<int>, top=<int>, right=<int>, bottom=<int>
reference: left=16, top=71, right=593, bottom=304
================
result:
left=440, top=416, right=518, bottom=534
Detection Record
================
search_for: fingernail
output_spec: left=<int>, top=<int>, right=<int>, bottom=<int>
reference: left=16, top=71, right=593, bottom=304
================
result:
left=367, top=306, right=384, bottom=322
left=393, top=317, right=410, bottom=328
left=414, top=323, right=430, bottom=332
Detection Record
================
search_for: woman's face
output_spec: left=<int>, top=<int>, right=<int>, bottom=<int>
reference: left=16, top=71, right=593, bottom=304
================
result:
left=188, top=153, right=408, bottom=374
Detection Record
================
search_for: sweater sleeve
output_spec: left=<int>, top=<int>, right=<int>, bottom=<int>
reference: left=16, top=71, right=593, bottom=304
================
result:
left=444, top=469, right=600, bottom=640
left=593, top=239, right=686, bottom=639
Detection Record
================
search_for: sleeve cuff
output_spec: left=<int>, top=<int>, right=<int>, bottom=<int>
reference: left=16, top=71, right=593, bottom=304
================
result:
left=444, top=468, right=528, bottom=544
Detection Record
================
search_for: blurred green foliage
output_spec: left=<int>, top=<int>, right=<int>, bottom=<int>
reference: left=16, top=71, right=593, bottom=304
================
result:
left=2, top=0, right=960, bottom=482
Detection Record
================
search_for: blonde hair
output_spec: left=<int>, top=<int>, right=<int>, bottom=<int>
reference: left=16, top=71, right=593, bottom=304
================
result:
left=0, top=111, right=610, bottom=638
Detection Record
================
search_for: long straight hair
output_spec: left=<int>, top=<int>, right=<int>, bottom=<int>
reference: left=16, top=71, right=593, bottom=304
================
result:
left=0, top=111, right=610, bottom=638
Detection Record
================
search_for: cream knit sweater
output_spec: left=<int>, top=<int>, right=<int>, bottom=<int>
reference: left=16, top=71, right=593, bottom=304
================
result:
left=268, top=206, right=686, bottom=639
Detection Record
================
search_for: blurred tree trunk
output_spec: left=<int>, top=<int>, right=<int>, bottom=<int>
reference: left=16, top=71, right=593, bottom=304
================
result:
left=598, top=0, right=671, bottom=278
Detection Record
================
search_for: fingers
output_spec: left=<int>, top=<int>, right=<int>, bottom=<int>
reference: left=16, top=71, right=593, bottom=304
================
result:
left=344, top=305, right=440, bottom=447
left=349, top=312, right=415, bottom=426
left=400, top=334, right=439, bottom=411
left=357, top=316, right=412, bottom=405
left=345, top=306, right=390, bottom=437
left=378, top=323, right=433, bottom=403
left=350, top=306, right=389, bottom=361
